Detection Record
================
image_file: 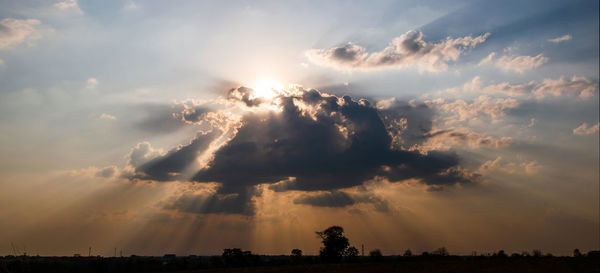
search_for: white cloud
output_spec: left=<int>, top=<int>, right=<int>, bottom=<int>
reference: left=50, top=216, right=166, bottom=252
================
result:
left=572, top=122, right=599, bottom=136
left=427, top=96, right=519, bottom=124
left=532, top=76, right=597, bottom=99
left=494, top=53, right=548, bottom=73
left=548, top=34, right=572, bottom=43
left=478, top=52, right=496, bottom=66
left=99, top=113, right=116, bottom=120
left=86, top=77, right=98, bottom=89
left=306, top=30, right=490, bottom=72
left=0, top=18, right=41, bottom=49
left=54, top=0, right=79, bottom=9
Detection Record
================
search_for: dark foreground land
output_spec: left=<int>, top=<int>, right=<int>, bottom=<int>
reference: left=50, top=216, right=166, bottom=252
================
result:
left=1, top=255, right=599, bottom=273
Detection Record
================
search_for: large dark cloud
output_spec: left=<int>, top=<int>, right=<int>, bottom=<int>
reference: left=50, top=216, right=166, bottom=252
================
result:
left=132, top=130, right=220, bottom=181
left=129, top=87, right=478, bottom=214
left=378, top=99, right=435, bottom=148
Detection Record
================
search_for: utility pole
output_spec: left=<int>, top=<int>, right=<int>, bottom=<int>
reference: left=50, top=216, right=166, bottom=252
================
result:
left=88, top=247, right=91, bottom=257
left=361, top=244, right=364, bottom=256
left=120, top=249, right=122, bottom=257
left=114, top=248, right=117, bottom=257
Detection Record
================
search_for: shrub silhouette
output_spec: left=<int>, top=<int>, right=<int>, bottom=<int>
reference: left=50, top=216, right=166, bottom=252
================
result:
left=369, top=249, right=383, bottom=261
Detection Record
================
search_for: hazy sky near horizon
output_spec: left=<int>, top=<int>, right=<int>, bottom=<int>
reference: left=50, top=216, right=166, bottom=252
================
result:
left=0, top=0, right=598, bottom=256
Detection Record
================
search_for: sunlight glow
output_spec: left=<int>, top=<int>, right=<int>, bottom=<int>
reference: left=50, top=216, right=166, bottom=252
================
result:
left=251, top=77, right=284, bottom=99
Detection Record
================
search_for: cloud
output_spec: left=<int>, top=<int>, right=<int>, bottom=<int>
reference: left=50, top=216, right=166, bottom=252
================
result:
left=126, top=142, right=164, bottom=168
left=532, top=76, right=597, bottom=99
left=478, top=157, right=541, bottom=175
left=572, top=122, right=599, bottom=136
left=521, top=160, right=542, bottom=175
left=377, top=99, right=435, bottom=150
left=548, top=34, right=572, bottom=43
left=54, top=0, right=79, bottom=10
left=95, top=166, right=120, bottom=178
left=86, top=77, right=98, bottom=89
left=293, top=189, right=390, bottom=212
left=494, top=53, right=548, bottom=73
left=306, top=30, right=490, bottom=72
left=131, top=130, right=220, bottom=181
left=478, top=52, right=496, bottom=66
left=456, top=76, right=597, bottom=99
left=127, top=87, right=479, bottom=214
left=227, top=86, right=266, bottom=107
left=99, top=113, right=116, bottom=120
left=63, top=165, right=121, bottom=179
left=417, top=128, right=514, bottom=152
left=0, top=18, right=41, bottom=49
left=293, top=191, right=355, bottom=207
left=426, top=96, right=519, bottom=124
left=163, top=186, right=255, bottom=215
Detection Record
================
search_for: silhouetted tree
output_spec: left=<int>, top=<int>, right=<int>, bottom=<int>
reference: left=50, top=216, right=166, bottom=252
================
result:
left=587, top=250, right=600, bottom=258
left=432, top=247, right=449, bottom=256
left=316, top=226, right=356, bottom=262
left=222, top=248, right=257, bottom=267
left=403, top=249, right=413, bottom=256
left=346, top=247, right=359, bottom=258
left=532, top=249, right=542, bottom=257
left=573, top=249, right=582, bottom=257
left=369, top=249, right=383, bottom=261
left=291, top=249, right=302, bottom=257
left=493, top=250, right=507, bottom=258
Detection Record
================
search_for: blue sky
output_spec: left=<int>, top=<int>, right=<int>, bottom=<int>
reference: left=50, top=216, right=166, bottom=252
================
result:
left=0, top=0, right=598, bottom=256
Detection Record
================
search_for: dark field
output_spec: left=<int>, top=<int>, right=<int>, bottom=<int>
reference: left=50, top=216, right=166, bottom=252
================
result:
left=2, top=255, right=599, bottom=273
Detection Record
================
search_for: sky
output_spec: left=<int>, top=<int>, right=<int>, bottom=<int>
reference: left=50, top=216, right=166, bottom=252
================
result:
left=0, top=0, right=598, bottom=257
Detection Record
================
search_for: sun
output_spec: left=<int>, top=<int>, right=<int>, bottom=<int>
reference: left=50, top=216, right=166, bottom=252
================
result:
left=251, top=77, right=284, bottom=99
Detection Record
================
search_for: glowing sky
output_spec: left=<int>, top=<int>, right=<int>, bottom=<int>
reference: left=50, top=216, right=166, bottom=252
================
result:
left=0, top=0, right=598, bottom=257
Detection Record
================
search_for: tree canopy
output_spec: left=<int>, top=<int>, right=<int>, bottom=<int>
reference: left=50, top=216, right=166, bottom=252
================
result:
left=316, top=226, right=357, bottom=261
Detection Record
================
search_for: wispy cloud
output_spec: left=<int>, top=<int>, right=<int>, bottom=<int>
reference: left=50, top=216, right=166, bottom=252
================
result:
left=306, top=30, right=490, bottom=72
left=573, top=122, right=599, bottom=136
left=99, top=113, right=116, bottom=120
left=54, top=0, right=78, bottom=9
left=456, top=76, right=597, bottom=99
left=0, top=18, right=41, bottom=49
left=494, top=53, right=548, bottom=73
left=548, top=34, right=572, bottom=43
